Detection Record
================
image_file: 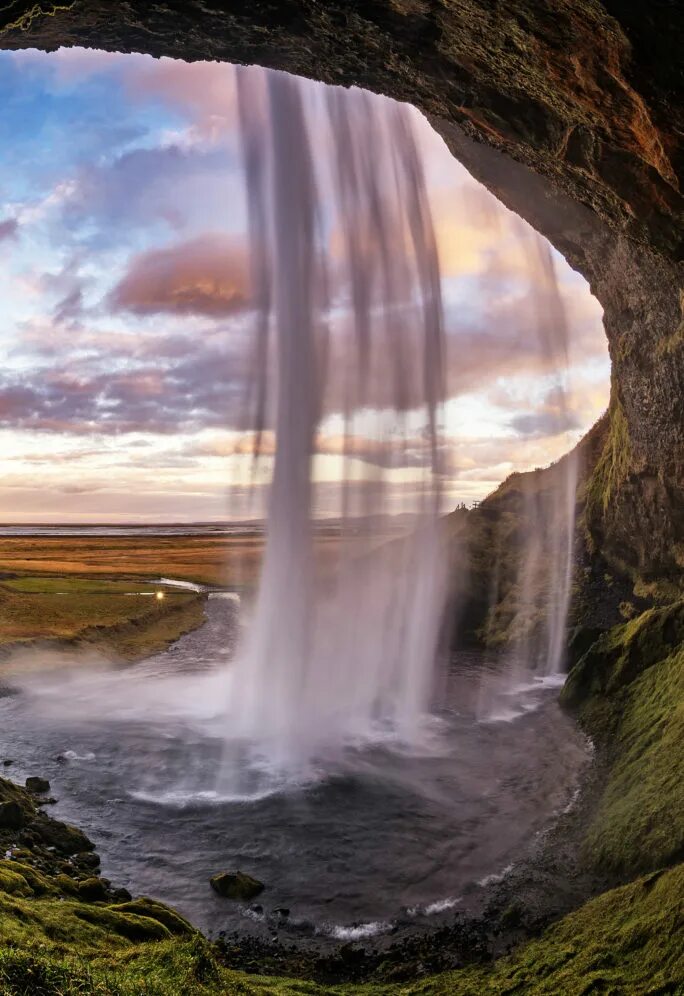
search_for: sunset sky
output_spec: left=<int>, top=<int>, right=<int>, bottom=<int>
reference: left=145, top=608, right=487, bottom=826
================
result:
left=0, top=48, right=610, bottom=522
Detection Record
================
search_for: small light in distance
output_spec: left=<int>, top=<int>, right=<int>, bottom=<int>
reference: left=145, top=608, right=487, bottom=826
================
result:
left=155, top=590, right=165, bottom=601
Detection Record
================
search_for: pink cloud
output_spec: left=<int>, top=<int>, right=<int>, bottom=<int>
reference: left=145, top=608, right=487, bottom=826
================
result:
left=109, top=234, right=250, bottom=317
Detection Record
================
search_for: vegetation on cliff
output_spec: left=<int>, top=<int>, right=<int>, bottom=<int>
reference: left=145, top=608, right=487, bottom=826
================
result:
left=562, top=601, right=684, bottom=877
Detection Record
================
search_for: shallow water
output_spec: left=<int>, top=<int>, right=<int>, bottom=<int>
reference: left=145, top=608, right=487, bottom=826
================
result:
left=0, top=599, right=588, bottom=943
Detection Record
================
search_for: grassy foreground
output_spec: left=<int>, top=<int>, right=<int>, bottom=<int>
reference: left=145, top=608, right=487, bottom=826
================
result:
left=0, top=530, right=264, bottom=666
left=0, top=575, right=206, bottom=669
left=0, top=854, right=680, bottom=995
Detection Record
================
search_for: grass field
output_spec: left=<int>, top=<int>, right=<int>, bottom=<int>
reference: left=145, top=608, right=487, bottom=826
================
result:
left=0, top=534, right=260, bottom=587
left=0, top=572, right=207, bottom=671
left=0, top=527, right=389, bottom=670
left=0, top=532, right=251, bottom=667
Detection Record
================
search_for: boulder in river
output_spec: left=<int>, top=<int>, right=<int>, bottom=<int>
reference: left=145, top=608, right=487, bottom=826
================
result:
left=26, top=776, right=50, bottom=794
left=209, top=870, right=264, bottom=901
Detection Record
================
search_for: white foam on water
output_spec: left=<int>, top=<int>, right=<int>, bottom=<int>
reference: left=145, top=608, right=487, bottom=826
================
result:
left=62, top=750, right=96, bottom=761
left=477, top=863, right=514, bottom=888
left=480, top=707, right=528, bottom=724
left=327, top=920, right=392, bottom=941
left=407, top=896, right=462, bottom=917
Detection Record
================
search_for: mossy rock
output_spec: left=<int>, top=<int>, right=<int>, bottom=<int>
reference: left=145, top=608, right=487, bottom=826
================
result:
left=209, top=870, right=264, bottom=901
left=25, top=777, right=50, bottom=795
left=562, top=600, right=684, bottom=708
left=73, top=904, right=171, bottom=942
left=76, top=877, right=109, bottom=902
left=562, top=604, right=684, bottom=877
left=33, top=816, right=94, bottom=856
left=54, top=873, right=80, bottom=897
left=1, top=861, right=54, bottom=897
left=0, top=867, right=32, bottom=898
left=110, top=897, right=194, bottom=936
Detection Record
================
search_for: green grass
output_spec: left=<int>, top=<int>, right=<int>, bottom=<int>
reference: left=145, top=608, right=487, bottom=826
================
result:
left=0, top=576, right=206, bottom=667
left=0, top=862, right=682, bottom=995
left=2, top=578, right=159, bottom=595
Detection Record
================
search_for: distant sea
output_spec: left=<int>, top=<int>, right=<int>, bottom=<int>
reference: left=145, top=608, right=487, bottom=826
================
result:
left=0, top=523, right=265, bottom=537
left=0, top=515, right=414, bottom=538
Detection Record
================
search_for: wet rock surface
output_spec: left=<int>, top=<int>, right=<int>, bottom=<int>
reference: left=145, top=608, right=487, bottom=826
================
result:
left=0, top=775, right=114, bottom=896
left=210, top=871, right=265, bottom=902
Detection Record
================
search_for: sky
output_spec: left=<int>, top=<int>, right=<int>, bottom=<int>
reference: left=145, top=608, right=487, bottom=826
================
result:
left=0, top=48, right=610, bottom=522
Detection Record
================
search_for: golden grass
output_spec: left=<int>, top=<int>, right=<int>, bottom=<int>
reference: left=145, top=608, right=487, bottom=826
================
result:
left=0, top=535, right=256, bottom=587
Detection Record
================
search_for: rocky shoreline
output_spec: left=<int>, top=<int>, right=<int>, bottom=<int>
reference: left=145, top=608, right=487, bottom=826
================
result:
left=0, top=723, right=605, bottom=987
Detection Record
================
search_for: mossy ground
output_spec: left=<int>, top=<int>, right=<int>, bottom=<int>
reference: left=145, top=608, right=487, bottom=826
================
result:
left=0, top=862, right=681, bottom=994
left=562, top=601, right=684, bottom=877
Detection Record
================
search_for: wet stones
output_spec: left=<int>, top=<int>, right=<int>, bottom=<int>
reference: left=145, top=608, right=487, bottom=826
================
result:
left=25, top=776, right=50, bottom=794
left=210, top=870, right=264, bottom=901
left=33, top=815, right=94, bottom=856
left=74, top=851, right=100, bottom=871
left=77, top=876, right=110, bottom=902
left=0, top=800, right=25, bottom=830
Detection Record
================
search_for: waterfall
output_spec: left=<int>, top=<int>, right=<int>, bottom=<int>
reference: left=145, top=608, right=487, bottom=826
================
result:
left=220, top=66, right=582, bottom=771
left=225, top=69, right=449, bottom=770
left=504, top=235, right=580, bottom=679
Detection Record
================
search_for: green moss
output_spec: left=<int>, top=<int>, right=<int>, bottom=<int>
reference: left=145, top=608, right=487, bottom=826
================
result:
left=583, top=646, right=684, bottom=874
left=633, top=576, right=683, bottom=604
left=72, top=905, right=172, bottom=943
left=0, top=865, right=682, bottom=994
left=562, top=602, right=684, bottom=875
left=108, top=898, right=194, bottom=936
left=583, top=398, right=632, bottom=520
left=0, top=869, right=32, bottom=898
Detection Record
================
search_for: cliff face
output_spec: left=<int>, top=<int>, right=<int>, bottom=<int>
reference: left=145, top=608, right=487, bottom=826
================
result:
left=2, top=0, right=681, bottom=585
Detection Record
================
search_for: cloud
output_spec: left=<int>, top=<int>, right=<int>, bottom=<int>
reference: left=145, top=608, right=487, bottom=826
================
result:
left=109, top=234, right=250, bottom=317
left=121, top=57, right=241, bottom=140
left=0, top=218, right=18, bottom=242
left=37, top=257, right=87, bottom=326
left=56, top=143, right=235, bottom=245
left=509, top=410, right=581, bottom=437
